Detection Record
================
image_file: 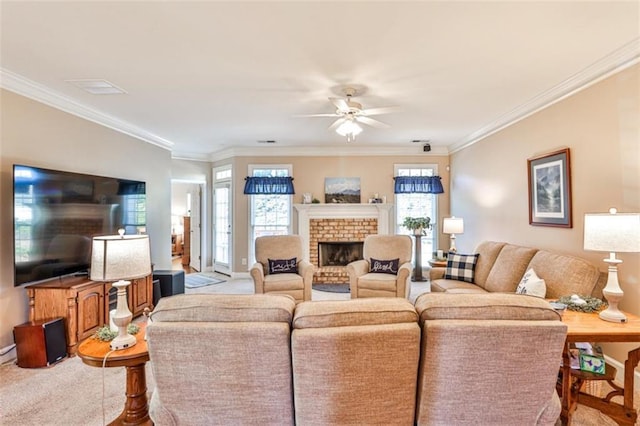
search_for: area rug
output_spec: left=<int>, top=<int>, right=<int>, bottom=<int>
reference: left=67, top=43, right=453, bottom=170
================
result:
left=312, top=283, right=350, bottom=293
left=185, top=273, right=226, bottom=288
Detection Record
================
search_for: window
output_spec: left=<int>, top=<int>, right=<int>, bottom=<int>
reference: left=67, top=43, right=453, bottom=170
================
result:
left=14, top=183, right=34, bottom=262
left=394, top=164, right=439, bottom=264
left=122, top=194, right=146, bottom=235
left=248, top=165, right=293, bottom=264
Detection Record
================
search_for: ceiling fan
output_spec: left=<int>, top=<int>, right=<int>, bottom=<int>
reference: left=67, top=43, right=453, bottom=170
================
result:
left=296, top=87, right=399, bottom=141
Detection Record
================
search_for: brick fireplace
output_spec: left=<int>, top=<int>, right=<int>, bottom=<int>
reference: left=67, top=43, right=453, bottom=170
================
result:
left=294, top=204, right=393, bottom=284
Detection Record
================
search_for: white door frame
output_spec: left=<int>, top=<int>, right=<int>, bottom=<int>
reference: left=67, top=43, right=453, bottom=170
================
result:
left=171, top=179, right=206, bottom=272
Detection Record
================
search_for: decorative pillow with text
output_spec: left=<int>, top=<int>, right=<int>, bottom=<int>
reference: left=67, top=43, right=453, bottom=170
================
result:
left=444, top=252, right=479, bottom=283
left=268, top=257, right=298, bottom=274
left=516, top=268, right=547, bottom=298
left=369, top=258, right=400, bottom=275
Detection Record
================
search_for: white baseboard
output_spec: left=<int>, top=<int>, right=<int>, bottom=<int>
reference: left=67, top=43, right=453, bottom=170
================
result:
left=0, top=345, right=17, bottom=366
left=604, top=354, right=640, bottom=389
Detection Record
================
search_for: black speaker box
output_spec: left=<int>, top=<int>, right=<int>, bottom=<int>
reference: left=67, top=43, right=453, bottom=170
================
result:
left=14, top=318, right=67, bottom=368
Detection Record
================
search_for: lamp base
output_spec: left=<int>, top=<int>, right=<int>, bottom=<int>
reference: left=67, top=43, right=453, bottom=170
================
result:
left=599, top=308, right=627, bottom=323
left=598, top=257, right=627, bottom=323
left=110, top=333, right=137, bottom=351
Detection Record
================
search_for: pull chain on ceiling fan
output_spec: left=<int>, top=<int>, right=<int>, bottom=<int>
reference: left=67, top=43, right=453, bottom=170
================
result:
left=295, top=87, right=399, bottom=141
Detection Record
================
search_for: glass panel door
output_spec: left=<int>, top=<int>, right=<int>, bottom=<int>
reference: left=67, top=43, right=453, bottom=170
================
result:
left=214, top=183, right=231, bottom=274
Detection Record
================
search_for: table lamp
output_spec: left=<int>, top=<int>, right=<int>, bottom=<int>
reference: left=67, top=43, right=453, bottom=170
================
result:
left=443, top=216, right=464, bottom=253
left=584, top=208, right=640, bottom=323
left=91, top=229, right=151, bottom=350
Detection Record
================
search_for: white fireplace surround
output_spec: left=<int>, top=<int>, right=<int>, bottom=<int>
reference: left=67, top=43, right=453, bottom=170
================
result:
left=294, top=203, right=394, bottom=260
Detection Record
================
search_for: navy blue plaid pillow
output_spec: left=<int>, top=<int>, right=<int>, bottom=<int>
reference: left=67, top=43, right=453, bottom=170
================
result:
left=444, top=253, right=479, bottom=283
left=268, top=257, right=298, bottom=274
left=369, top=258, right=400, bottom=275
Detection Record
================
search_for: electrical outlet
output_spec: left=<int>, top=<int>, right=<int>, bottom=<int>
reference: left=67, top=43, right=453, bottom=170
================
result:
left=241, top=258, right=247, bottom=265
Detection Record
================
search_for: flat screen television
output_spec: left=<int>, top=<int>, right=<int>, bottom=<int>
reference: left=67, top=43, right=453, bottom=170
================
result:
left=13, top=164, right=146, bottom=286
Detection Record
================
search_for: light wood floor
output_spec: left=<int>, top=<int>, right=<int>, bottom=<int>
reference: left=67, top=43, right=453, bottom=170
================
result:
left=171, top=256, right=197, bottom=274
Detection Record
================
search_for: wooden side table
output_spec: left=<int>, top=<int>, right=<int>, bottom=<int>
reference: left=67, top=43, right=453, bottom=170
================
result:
left=78, top=324, right=151, bottom=426
left=428, top=259, right=447, bottom=268
left=559, top=309, right=640, bottom=425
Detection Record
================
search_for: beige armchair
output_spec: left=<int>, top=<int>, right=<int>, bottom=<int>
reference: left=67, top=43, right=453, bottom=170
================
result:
left=414, top=293, right=567, bottom=425
left=346, top=234, right=413, bottom=299
left=250, top=234, right=313, bottom=303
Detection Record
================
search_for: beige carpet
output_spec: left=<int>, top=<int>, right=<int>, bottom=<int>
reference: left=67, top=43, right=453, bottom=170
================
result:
left=1, top=276, right=636, bottom=425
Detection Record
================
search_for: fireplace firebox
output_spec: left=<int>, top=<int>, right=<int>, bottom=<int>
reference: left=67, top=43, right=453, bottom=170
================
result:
left=318, top=242, right=364, bottom=267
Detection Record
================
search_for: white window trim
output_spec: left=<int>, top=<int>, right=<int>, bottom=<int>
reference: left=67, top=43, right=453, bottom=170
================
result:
left=247, top=164, right=294, bottom=265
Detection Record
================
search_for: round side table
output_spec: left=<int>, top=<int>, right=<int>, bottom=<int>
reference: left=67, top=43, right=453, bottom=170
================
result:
left=78, top=324, right=151, bottom=426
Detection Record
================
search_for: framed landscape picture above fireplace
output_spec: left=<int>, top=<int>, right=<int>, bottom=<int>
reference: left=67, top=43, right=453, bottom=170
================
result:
left=325, top=177, right=361, bottom=204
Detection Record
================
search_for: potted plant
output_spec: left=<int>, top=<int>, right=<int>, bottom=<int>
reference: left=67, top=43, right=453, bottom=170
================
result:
left=402, top=216, right=432, bottom=235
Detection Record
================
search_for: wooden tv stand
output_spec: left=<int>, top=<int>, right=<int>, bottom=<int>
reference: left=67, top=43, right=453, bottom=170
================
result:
left=25, top=274, right=153, bottom=355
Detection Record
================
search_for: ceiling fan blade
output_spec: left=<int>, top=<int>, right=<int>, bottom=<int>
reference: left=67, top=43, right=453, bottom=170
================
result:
left=356, top=116, right=390, bottom=129
left=329, top=97, right=349, bottom=111
left=293, top=113, right=339, bottom=117
left=360, top=106, right=401, bottom=116
left=328, top=118, right=345, bottom=131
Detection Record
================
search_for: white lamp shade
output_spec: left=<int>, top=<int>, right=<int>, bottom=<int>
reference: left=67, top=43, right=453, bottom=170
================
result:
left=443, top=217, right=464, bottom=235
left=90, top=234, right=151, bottom=281
left=584, top=210, right=640, bottom=253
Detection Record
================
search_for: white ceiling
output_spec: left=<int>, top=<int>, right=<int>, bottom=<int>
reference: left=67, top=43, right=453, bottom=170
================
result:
left=1, top=1, right=639, bottom=160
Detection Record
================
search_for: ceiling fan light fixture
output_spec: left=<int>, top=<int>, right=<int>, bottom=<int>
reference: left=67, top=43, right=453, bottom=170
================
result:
left=336, top=119, right=362, bottom=137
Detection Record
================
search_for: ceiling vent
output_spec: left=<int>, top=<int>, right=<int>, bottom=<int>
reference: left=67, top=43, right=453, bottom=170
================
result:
left=65, top=79, right=127, bottom=95
left=257, top=140, right=277, bottom=144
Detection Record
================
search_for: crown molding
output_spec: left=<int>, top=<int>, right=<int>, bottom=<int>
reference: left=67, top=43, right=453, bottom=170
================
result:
left=208, top=144, right=450, bottom=162
left=171, top=151, right=212, bottom=162
left=449, top=38, right=640, bottom=154
left=0, top=68, right=174, bottom=151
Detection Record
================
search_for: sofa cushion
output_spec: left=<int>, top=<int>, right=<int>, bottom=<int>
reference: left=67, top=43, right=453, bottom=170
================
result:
left=264, top=273, right=304, bottom=291
left=414, top=293, right=560, bottom=323
left=527, top=250, right=600, bottom=299
left=268, top=257, right=298, bottom=274
left=444, top=252, right=479, bottom=283
left=483, top=244, right=538, bottom=292
left=293, top=298, right=418, bottom=329
left=369, top=257, right=399, bottom=274
left=472, top=241, right=507, bottom=287
left=430, top=279, right=487, bottom=293
left=357, top=273, right=399, bottom=292
left=150, top=293, right=296, bottom=323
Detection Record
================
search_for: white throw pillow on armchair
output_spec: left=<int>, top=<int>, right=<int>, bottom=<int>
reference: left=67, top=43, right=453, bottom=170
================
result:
left=516, top=268, right=546, bottom=298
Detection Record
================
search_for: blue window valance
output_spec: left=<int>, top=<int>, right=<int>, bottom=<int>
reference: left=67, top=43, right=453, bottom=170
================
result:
left=394, top=176, right=444, bottom=194
left=243, top=176, right=295, bottom=195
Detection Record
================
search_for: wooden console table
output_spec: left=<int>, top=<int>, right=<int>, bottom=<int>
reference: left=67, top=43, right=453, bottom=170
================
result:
left=559, top=309, right=640, bottom=425
left=78, top=324, right=151, bottom=426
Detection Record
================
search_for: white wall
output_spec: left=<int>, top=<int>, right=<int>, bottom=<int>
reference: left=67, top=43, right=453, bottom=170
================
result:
left=0, top=89, right=173, bottom=350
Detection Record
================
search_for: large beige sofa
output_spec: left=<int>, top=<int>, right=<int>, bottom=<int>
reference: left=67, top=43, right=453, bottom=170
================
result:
left=147, top=292, right=566, bottom=425
left=430, top=241, right=605, bottom=298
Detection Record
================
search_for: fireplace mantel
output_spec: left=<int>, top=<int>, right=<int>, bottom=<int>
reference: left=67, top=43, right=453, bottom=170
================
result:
left=294, top=203, right=394, bottom=260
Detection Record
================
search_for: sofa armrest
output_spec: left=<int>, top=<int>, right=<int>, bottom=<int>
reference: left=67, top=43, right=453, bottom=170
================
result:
left=250, top=262, right=265, bottom=294
left=346, top=259, right=369, bottom=298
left=396, top=261, right=413, bottom=298
left=429, top=266, right=446, bottom=280
left=298, top=260, right=315, bottom=301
